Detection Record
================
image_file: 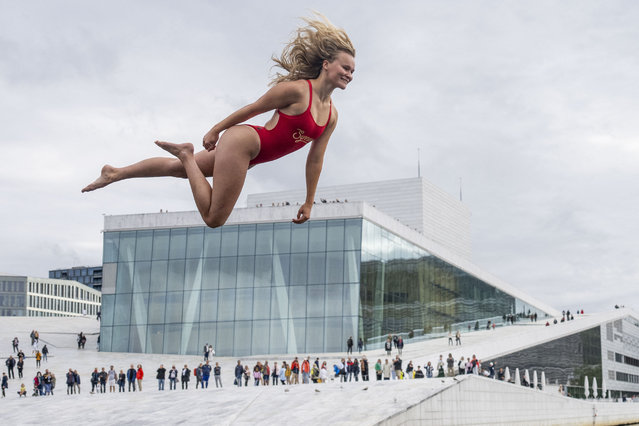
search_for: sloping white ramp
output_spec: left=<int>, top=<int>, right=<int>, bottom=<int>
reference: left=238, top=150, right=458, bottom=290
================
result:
left=377, top=375, right=639, bottom=426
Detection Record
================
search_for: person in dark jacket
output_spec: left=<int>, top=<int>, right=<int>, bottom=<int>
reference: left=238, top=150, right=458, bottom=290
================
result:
left=118, top=370, right=126, bottom=392
left=1, top=372, right=8, bottom=397
left=156, top=364, right=166, bottom=391
left=73, top=370, right=81, bottom=394
left=234, top=360, right=243, bottom=387
left=98, top=368, right=107, bottom=393
left=201, top=361, right=212, bottom=388
left=5, top=355, right=16, bottom=379
left=168, top=366, right=179, bottom=390
left=17, top=357, right=24, bottom=379
left=42, top=345, right=49, bottom=362
left=195, top=363, right=203, bottom=389
left=181, top=365, right=191, bottom=390
left=66, top=369, right=75, bottom=394
left=127, top=364, right=137, bottom=391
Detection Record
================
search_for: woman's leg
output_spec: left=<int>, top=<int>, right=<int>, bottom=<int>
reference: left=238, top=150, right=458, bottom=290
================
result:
left=81, top=149, right=216, bottom=192
left=155, top=126, right=259, bottom=228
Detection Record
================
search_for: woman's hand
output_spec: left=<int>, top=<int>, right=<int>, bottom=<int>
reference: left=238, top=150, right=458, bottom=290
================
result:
left=203, top=128, right=220, bottom=151
left=292, top=202, right=312, bottom=224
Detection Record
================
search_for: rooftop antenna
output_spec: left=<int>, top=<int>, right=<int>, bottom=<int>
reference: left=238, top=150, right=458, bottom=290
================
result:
left=417, top=147, right=421, bottom=178
left=459, top=177, right=463, bottom=202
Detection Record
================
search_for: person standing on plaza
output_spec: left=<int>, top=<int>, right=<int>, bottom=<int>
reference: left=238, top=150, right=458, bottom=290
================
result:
left=90, top=368, right=99, bottom=393
left=361, top=356, right=369, bottom=381
left=208, top=344, right=215, bottom=359
left=203, top=344, right=210, bottom=361
left=234, top=360, right=243, bottom=387
left=455, top=330, right=461, bottom=345
left=301, top=357, right=311, bottom=384
left=397, top=337, right=404, bottom=355
left=346, top=336, right=353, bottom=354
left=375, top=359, right=382, bottom=381
left=214, top=362, right=222, bottom=388
left=127, top=364, right=137, bottom=391
left=446, top=354, right=455, bottom=377
left=42, top=345, right=49, bottom=362
left=384, top=339, right=392, bottom=356
left=98, top=368, right=107, bottom=393
left=393, top=356, right=402, bottom=380
left=382, top=359, right=391, bottom=380
left=5, top=355, right=15, bottom=379
left=35, top=351, right=41, bottom=368
left=168, top=366, right=179, bottom=390
left=17, top=356, right=23, bottom=379
left=291, top=357, right=300, bottom=384
left=181, top=365, right=191, bottom=390
left=2, top=372, right=8, bottom=397
left=405, top=361, right=414, bottom=379
left=195, top=363, right=203, bottom=389
left=73, top=370, right=81, bottom=394
left=12, top=337, right=19, bottom=353
left=108, top=365, right=117, bottom=392
left=118, top=369, right=126, bottom=392
left=271, top=361, right=278, bottom=386
left=136, top=364, right=144, bottom=391
left=201, top=361, right=212, bottom=388
left=156, top=364, right=166, bottom=391
left=425, top=361, right=433, bottom=378
left=357, top=337, right=363, bottom=353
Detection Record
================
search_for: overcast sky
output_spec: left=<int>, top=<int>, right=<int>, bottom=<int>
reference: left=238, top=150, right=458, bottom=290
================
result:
left=2, top=1, right=638, bottom=314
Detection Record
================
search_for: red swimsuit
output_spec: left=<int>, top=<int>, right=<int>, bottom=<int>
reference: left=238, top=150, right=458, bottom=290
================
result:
left=247, top=80, right=331, bottom=166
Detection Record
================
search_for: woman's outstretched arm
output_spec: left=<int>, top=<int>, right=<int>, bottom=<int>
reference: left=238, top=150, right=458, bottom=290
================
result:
left=293, top=108, right=338, bottom=224
left=203, top=81, right=304, bottom=150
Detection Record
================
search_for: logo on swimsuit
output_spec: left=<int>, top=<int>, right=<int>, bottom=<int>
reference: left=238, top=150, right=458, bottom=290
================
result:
left=292, top=129, right=313, bottom=144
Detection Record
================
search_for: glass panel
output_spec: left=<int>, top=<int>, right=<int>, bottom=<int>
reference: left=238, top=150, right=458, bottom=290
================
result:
left=150, top=260, right=168, bottom=292
left=101, top=294, right=115, bottom=326
left=199, top=290, right=218, bottom=322
left=306, top=318, right=324, bottom=353
left=343, top=284, right=359, bottom=316
left=324, top=317, right=343, bottom=352
left=237, top=256, right=255, bottom=288
left=269, top=319, right=287, bottom=354
left=290, top=253, right=307, bottom=285
left=221, top=225, right=239, bottom=256
left=103, top=232, right=119, bottom=263
left=163, top=323, right=182, bottom=354
left=272, top=254, right=290, bottom=286
left=344, top=219, right=362, bottom=251
left=235, top=288, right=253, bottom=321
left=216, top=322, right=234, bottom=357
left=344, top=251, right=360, bottom=284
left=111, top=325, right=130, bottom=352
left=217, top=289, right=235, bottom=321
left=152, top=229, right=170, bottom=260
left=274, top=223, right=291, bottom=254
left=186, top=227, right=204, bottom=259
left=181, top=322, right=199, bottom=355
left=167, top=259, right=185, bottom=292
left=129, top=324, right=146, bottom=353
left=133, top=261, right=151, bottom=293
left=116, top=262, right=134, bottom=293
left=135, top=230, right=153, bottom=261
left=182, top=290, right=200, bottom=324
left=326, top=251, right=344, bottom=284
left=146, top=324, right=164, bottom=354
left=204, top=228, right=221, bottom=258
left=254, top=255, right=272, bottom=287
left=307, top=285, right=325, bottom=318
left=165, top=291, right=183, bottom=324
left=270, top=286, right=289, bottom=320
left=118, top=231, right=136, bottom=262
left=325, top=284, right=343, bottom=317
left=233, top=321, right=252, bottom=355
left=184, top=258, right=203, bottom=293
left=130, top=292, right=149, bottom=326
left=99, top=326, right=112, bottom=352
left=252, top=320, right=270, bottom=355
left=308, top=221, right=326, bottom=252
left=238, top=224, right=256, bottom=256
left=219, top=257, right=237, bottom=289
left=113, top=293, right=132, bottom=326
left=287, top=318, right=305, bottom=353
left=252, top=287, right=271, bottom=320
left=308, top=252, right=326, bottom=285
left=169, top=228, right=187, bottom=259
left=291, top=223, right=309, bottom=253
left=326, top=220, right=345, bottom=251
left=289, top=286, right=307, bottom=318
left=198, top=323, right=217, bottom=357
left=147, top=292, right=166, bottom=324
left=202, top=257, right=220, bottom=290
left=255, top=223, right=273, bottom=255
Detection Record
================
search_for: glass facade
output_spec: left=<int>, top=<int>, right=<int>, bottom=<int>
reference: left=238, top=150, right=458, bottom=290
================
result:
left=100, top=219, right=362, bottom=356
left=50, top=266, right=103, bottom=291
left=0, top=277, right=27, bottom=316
left=487, top=327, right=602, bottom=397
left=100, top=218, right=551, bottom=356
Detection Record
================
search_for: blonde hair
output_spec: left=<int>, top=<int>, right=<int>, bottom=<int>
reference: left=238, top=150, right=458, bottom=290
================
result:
left=271, top=13, right=355, bottom=85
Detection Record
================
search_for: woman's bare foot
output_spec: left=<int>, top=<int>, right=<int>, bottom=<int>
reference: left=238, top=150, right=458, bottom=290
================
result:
left=82, top=165, right=117, bottom=192
left=155, top=141, right=194, bottom=160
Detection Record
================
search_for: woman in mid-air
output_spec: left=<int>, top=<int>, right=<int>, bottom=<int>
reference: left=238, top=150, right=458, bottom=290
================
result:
left=82, top=15, right=355, bottom=228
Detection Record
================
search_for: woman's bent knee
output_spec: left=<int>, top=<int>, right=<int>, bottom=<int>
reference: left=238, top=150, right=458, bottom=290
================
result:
left=203, top=215, right=226, bottom=229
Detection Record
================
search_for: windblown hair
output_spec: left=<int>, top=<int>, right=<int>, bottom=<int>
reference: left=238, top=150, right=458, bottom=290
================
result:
left=270, top=13, right=355, bottom=86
